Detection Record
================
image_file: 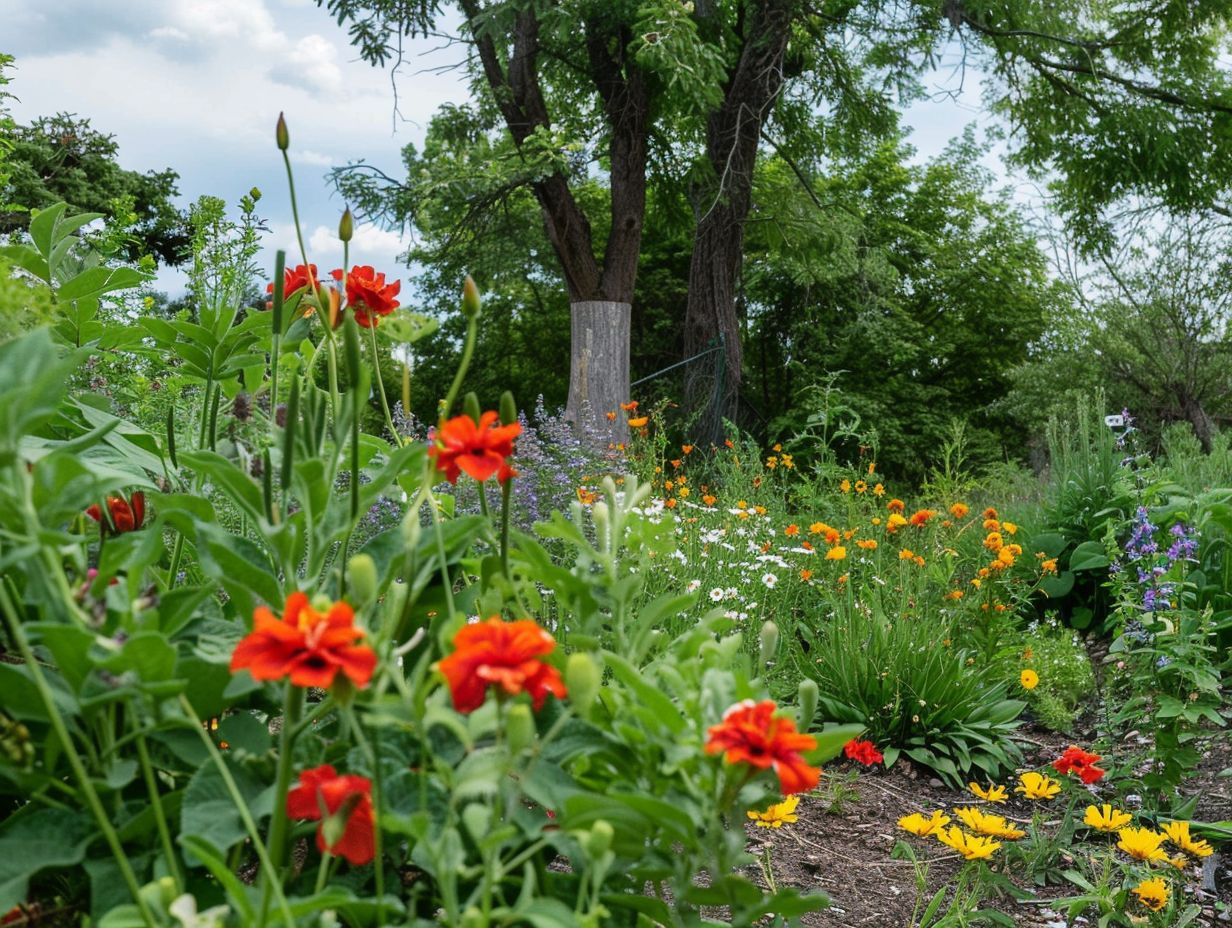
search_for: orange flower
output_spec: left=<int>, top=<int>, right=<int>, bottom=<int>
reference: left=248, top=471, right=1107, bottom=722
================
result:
left=86, top=491, right=146, bottom=534
left=682, top=444, right=694, bottom=454
left=872, top=483, right=885, bottom=496
left=983, top=507, right=998, bottom=520
left=429, top=412, right=521, bottom=484
left=230, top=593, right=377, bottom=690
left=627, top=416, right=649, bottom=428
left=887, top=499, right=906, bottom=514
left=799, top=569, right=813, bottom=582
left=330, top=265, right=400, bottom=328
left=801, top=540, right=814, bottom=551
left=909, top=509, right=937, bottom=527
left=857, top=539, right=878, bottom=550
left=702, top=494, right=717, bottom=506
left=267, top=263, right=319, bottom=300
left=784, top=524, right=800, bottom=536
left=705, top=700, right=820, bottom=794
left=949, top=503, right=969, bottom=519
left=620, top=401, right=639, bottom=411
left=438, top=617, right=566, bottom=714
left=606, top=411, right=617, bottom=421
left=286, top=764, right=374, bottom=865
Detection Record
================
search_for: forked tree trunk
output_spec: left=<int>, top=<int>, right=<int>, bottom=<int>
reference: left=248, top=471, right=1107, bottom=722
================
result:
left=565, top=301, right=632, bottom=438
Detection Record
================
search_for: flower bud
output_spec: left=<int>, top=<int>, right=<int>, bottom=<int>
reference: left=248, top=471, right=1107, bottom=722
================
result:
left=797, top=678, right=819, bottom=732
left=311, top=593, right=333, bottom=613
left=759, top=620, right=779, bottom=665
left=460, top=906, right=486, bottom=928
left=565, top=652, right=601, bottom=715
left=505, top=703, right=535, bottom=754
left=347, top=553, right=377, bottom=606
left=276, top=112, right=289, bottom=151
left=591, top=501, right=610, bottom=548
left=585, top=819, right=614, bottom=858
left=464, top=391, right=481, bottom=426
left=339, top=206, right=354, bottom=243
left=500, top=390, right=517, bottom=427
left=461, top=803, right=491, bottom=842
left=461, top=275, right=482, bottom=319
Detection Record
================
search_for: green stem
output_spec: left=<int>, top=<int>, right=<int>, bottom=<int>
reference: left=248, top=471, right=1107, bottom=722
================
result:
left=313, top=851, right=333, bottom=895
left=440, top=316, right=478, bottom=421
left=136, top=733, right=184, bottom=893
left=500, top=477, right=513, bottom=578
left=177, top=696, right=296, bottom=928
left=368, top=323, right=399, bottom=446
left=259, top=685, right=304, bottom=924
left=0, top=587, right=157, bottom=928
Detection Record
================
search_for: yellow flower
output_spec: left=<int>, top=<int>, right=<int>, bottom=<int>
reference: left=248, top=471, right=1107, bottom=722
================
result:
left=781, top=453, right=794, bottom=469
left=825, top=546, right=847, bottom=561
left=1117, top=826, right=1169, bottom=862
left=1014, top=772, right=1060, bottom=800
left=766, top=455, right=778, bottom=469
left=1041, top=558, right=1058, bottom=574
left=953, top=807, right=1025, bottom=840
left=935, top=825, right=1000, bottom=860
left=967, top=782, right=1008, bottom=804
left=854, top=480, right=868, bottom=494
left=898, top=810, right=951, bottom=837
left=627, top=416, right=648, bottom=428
left=1083, top=804, right=1133, bottom=833
left=1162, top=820, right=1214, bottom=858
left=873, top=483, right=884, bottom=496
left=1131, top=876, right=1169, bottom=912
left=840, top=479, right=851, bottom=493
left=1001, top=521, right=1018, bottom=535
left=747, top=795, right=800, bottom=829
left=857, top=539, right=878, bottom=550
left=1020, top=669, right=1039, bottom=690
left=899, top=548, right=915, bottom=560
left=886, top=513, right=908, bottom=530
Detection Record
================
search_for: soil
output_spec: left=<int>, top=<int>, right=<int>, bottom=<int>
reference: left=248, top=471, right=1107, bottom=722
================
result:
left=747, top=725, right=1232, bottom=927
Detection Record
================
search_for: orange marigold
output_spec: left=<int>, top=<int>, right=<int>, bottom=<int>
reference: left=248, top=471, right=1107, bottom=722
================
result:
left=438, top=617, right=566, bottom=713
left=705, top=700, right=820, bottom=794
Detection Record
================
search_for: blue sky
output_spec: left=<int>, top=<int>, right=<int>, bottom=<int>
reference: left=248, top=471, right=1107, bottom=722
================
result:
left=2, top=0, right=1038, bottom=296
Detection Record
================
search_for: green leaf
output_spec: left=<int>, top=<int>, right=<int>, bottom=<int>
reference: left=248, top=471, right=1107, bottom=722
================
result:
left=180, top=756, right=269, bottom=863
left=0, top=807, right=96, bottom=912
left=806, top=722, right=867, bottom=766
left=1069, top=540, right=1111, bottom=572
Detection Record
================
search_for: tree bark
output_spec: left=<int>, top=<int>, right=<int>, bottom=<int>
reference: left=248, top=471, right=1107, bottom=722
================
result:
left=461, top=2, right=648, bottom=431
left=564, top=301, right=632, bottom=435
left=684, top=0, right=794, bottom=413
left=1179, top=393, right=1216, bottom=453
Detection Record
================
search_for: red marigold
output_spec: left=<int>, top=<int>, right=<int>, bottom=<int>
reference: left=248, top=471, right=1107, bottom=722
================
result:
left=429, top=411, right=522, bottom=484
left=1052, top=746, right=1106, bottom=784
left=267, top=263, right=319, bottom=298
left=438, top=617, right=567, bottom=713
left=86, top=492, right=145, bottom=534
left=229, top=592, right=377, bottom=690
left=705, top=700, right=820, bottom=795
left=330, top=265, right=401, bottom=328
left=286, top=764, right=375, bottom=865
left=843, top=738, right=884, bottom=766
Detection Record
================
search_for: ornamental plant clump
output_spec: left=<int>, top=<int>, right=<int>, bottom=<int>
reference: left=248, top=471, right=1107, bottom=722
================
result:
left=0, top=116, right=866, bottom=928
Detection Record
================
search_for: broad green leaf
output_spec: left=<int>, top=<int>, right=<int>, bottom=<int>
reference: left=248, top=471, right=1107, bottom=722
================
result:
left=0, top=807, right=96, bottom=912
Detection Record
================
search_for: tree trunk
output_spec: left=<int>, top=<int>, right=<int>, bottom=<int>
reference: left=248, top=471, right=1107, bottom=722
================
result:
left=1180, top=393, right=1216, bottom=453
left=683, top=0, right=793, bottom=417
left=564, top=301, right=632, bottom=438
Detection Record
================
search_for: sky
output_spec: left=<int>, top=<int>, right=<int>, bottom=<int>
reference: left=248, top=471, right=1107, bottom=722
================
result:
left=2, top=0, right=1039, bottom=296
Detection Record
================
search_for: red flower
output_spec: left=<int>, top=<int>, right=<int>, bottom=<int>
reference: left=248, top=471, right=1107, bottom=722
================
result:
left=86, top=492, right=145, bottom=533
left=229, top=592, right=377, bottom=690
left=909, top=509, right=938, bottom=527
left=429, top=412, right=522, bottom=484
left=843, top=738, right=884, bottom=766
left=705, top=700, right=820, bottom=795
left=330, top=265, right=400, bottom=328
left=1053, top=746, right=1106, bottom=784
left=286, top=764, right=375, bottom=865
left=438, top=617, right=566, bottom=713
left=267, top=263, right=319, bottom=299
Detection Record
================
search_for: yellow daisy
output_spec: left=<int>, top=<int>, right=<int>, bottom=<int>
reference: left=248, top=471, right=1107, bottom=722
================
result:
left=935, top=825, right=1000, bottom=860
left=1161, top=820, right=1214, bottom=858
left=1131, top=876, right=1169, bottom=912
left=1117, top=826, right=1169, bottom=862
left=747, top=795, right=800, bottom=829
left=1014, top=772, right=1060, bottom=800
left=967, top=782, right=1008, bottom=804
left=1083, top=804, right=1133, bottom=833
left=898, top=810, right=951, bottom=837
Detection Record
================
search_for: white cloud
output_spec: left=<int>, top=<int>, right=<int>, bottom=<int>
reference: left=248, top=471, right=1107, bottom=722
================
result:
left=293, top=149, right=338, bottom=167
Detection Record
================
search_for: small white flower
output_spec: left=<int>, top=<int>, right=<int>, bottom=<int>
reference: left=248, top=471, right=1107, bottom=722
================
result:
left=709, top=587, right=725, bottom=602
left=686, top=579, right=701, bottom=593
left=762, top=573, right=778, bottom=588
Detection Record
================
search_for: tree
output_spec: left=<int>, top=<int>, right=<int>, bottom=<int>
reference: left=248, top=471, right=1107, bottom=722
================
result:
left=1, top=113, right=191, bottom=267
left=319, top=0, right=1232, bottom=432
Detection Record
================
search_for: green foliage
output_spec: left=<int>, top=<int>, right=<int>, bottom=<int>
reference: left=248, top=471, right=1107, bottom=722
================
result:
left=1, top=113, right=191, bottom=266
left=799, top=598, right=1025, bottom=786
left=1004, top=619, right=1096, bottom=733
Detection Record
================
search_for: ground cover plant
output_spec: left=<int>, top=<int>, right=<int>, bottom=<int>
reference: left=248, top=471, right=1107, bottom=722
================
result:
left=0, top=99, right=1230, bottom=928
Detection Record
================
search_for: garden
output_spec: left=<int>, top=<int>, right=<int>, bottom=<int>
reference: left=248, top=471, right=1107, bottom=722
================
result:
left=3, top=2, right=1232, bottom=926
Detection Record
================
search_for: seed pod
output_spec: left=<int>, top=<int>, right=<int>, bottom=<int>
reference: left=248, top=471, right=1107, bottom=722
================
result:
left=564, top=652, right=601, bottom=715
left=500, top=390, right=517, bottom=426
left=348, top=553, right=378, bottom=606
left=464, top=391, right=481, bottom=425
left=797, top=678, right=819, bottom=732
left=759, top=620, right=779, bottom=666
left=505, top=703, right=535, bottom=754
left=585, top=819, right=614, bottom=858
